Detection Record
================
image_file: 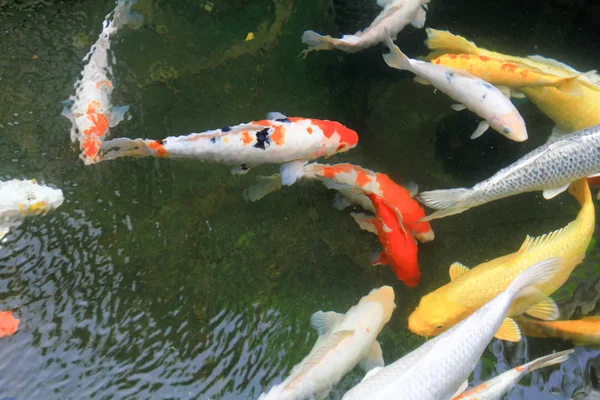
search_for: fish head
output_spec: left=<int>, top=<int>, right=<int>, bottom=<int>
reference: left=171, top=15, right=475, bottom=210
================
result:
left=408, top=291, right=468, bottom=336
left=489, top=112, right=528, bottom=142
left=360, top=285, right=396, bottom=325
left=311, top=119, right=359, bottom=155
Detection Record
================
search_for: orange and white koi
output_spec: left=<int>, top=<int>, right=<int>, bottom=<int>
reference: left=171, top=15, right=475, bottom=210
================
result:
left=0, top=311, right=19, bottom=338
left=302, top=0, right=429, bottom=55
left=361, top=193, right=421, bottom=287
left=101, top=113, right=359, bottom=185
left=516, top=316, right=600, bottom=345
left=62, top=0, right=142, bottom=165
left=453, top=350, right=573, bottom=400
left=382, top=34, right=528, bottom=141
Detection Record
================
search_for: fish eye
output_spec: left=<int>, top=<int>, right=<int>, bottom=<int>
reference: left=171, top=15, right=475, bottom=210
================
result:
left=435, top=324, right=444, bottom=329
left=502, top=127, right=511, bottom=134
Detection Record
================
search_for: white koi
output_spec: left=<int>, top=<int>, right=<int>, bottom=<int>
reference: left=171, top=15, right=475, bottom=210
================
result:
left=62, top=0, right=142, bottom=165
left=342, top=258, right=561, bottom=400
left=0, top=179, right=64, bottom=241
left=259, top=286, right=395, bottom=400
left=382, top=34, right=527, bottom=142
left=100, top=113, right=359, bottom=185
left=302, top=0, right=429, bottom=54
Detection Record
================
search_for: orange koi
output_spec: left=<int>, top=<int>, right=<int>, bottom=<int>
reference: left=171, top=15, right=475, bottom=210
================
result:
left=0, top=311, right=19, bottom=338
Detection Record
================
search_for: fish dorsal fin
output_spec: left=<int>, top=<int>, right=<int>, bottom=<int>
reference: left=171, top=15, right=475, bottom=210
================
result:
left=452, top=380, right=469, bottom=398
left=310, top=311, right=345, bottom=335
left=517, top=222, right=575, bottom=257
left=525, top=297, right=559, bottom=320
left=358, top=340, right=384, bottom=372
left=494, top=317, right=522, bottom=342
left=425, top=28, right=482, bottom=55
left=449, top=262, right=470, bottom=281
left=527, top=55, right=581, bottom=74
left=285, top=330, right=355, bottom=389
left=266, top=111, right=287, bottom=120
left=350, top=212, right=378, bottom=235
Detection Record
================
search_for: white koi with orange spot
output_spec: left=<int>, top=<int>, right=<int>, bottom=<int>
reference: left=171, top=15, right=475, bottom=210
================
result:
left=453, top=350, right=573, bottom=400
left=62, top=0, right=142, bottom=165
left=101, top=112, right=359, bottom=185
left=259, top=286, right=396, bottom=400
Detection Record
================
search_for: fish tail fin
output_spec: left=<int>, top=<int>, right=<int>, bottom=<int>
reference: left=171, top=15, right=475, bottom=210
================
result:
left=417, top=188, right=472, bottom=221
left=555, top=76, right=584, bottom=97
left=425, top=28, right=482, bottom=55
left=520, top=349, right=574, bottom=374
left=382, top=33, right=411, bottom=70
left=301, top=31, right=336, bottom=56
left=507, top=258, right=562, bottom=298
left=568, top=178, right=591, bottom=207
left=113, top=0, right=143, bottom=30
left=243, top=174, right=283, bottom=202
left=100, top=138, right=152, bottom=161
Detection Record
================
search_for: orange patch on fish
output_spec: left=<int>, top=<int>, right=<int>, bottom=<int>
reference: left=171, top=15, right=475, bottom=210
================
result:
left=479, top=55, right=490, bottom=61
left=435, top=59, right=441, bottom=64
left=251, top=119, right=272, bottom=127
left=307, top=127, right=313, bottom=134
left=271, top=125, right=286, bottom=145
left=520, top=70, right=529, bottom=79
left=501, top=63, right=518, bottom=73
left=241, top=131, right=253, bottom=145
left=355, top=169, right=371, bottom=187
left=96, top=80, right=113, bottom=90
left=148, top=140, right=168, bottom=157
left=448, top=54, right=457, bottom=59
left=460, top=54, right=470, bottom=59
left=0, top=311, right=19, bottom=338
left=82, top=137, right=100, bottom=158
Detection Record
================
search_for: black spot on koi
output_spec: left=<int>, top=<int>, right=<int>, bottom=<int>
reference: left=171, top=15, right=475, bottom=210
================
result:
left=254, top=128, right=271, bottom=150
left=210, top=137, right=217, bottom=144
left=446, top=72, right=455, bottom=85
left=221, top=126, right=232, bottom=132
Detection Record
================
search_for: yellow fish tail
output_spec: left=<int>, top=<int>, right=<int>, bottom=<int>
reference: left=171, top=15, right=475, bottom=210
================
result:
left=425, top=28, right=482, bottom=55
left=569, top=178, right=592, bottom=207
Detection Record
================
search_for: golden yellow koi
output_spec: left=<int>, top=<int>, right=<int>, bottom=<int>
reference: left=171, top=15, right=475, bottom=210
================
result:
left=409, top=179, right=594, bottom=342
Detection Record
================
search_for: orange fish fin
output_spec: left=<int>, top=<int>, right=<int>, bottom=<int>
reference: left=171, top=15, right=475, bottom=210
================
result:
left=449, top=262, right=470, bottom=281
left=524, top=297, right=559, bottom=321
left=351, top=212, right=378, bottom=235
left=494, top=317, right=522, bottom=342
left=371, top=252, right=389, bottom=266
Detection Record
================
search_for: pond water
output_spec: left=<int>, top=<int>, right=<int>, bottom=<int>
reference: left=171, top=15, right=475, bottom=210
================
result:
left=0, top=0, right=600, bottom=399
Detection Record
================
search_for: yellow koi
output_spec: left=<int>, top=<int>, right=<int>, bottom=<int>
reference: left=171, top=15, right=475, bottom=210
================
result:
left=408, top=179, right=594, bottom=342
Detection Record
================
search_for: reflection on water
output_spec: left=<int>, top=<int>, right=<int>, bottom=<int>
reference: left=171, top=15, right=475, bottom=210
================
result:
left=0, top=0, right=600, bottom=398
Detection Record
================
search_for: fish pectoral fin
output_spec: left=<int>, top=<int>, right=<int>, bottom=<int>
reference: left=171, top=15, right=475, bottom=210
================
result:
left=310, top=311, right=345, bottom=335
left=243, top=174, right=283, bottom=202
left=496, top=86, right=512, bottom=98
left=359, top=340, right=384, bottom=373
left=450, top=103, right=467, bottom=111
left=231, top=164, right=252, bottom=175
left=109, top=104, right=130, bottom=128
left=547, top=125, right=568, bottom=144
left=470, top=121, right=489, bottom=139
left=452, top=380, right=469, bottom=398
left=266, top=111, right=287, bottom=120
left=410, top=6, right=427, bottom=28
left=494, top=317, right=522, bottom=342
left=413, top=76, right=432, bottom=85
left=280, top=160, right=309, bottom=186
left=543, top=184, right=570, bottom=199
left=371, top=252, right=389, bottom=266
left=449, top=262, right=470, bottom=281
left=525, top=297, right=559, bottom=321
left=350, top=212, right=378, bottom=235
left=405, top=181, right=419, bottom=197
left=556, top=76, right=584, bottom=97
left=313, top=387, right=332, bottom=400
left=332, top=192, right=353, bottom=210
left=61, top=105, right=75, bottom=123
left=510, top=89, right=526, bottom=98
left=361, top=366, right=384, bottom=382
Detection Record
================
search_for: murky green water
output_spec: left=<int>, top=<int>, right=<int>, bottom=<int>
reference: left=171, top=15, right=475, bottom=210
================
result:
left=1, top=0, right=600, bottom=398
